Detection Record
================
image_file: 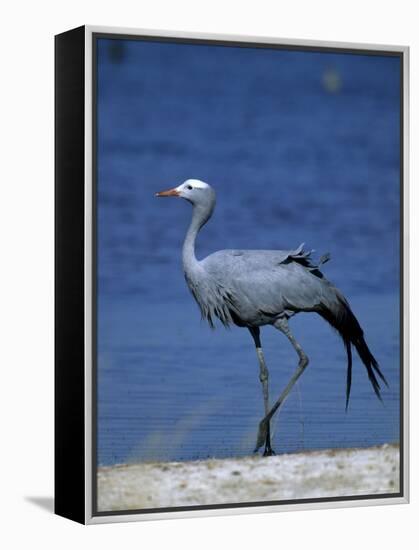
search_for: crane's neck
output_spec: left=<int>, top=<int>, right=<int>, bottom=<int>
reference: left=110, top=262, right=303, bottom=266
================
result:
left=182, top=203, right=212, bottom=275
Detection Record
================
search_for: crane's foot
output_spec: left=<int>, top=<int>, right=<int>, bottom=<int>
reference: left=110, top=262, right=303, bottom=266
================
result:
left=263, top=424, right=276, bottom=456
left=254, top=418, right=269, bottom=452
left=263, top=445, right=276, bottom=457
left=254, top=417, right=276, bottom=456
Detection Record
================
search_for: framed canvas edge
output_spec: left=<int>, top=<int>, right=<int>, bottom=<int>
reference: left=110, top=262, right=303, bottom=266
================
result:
left=82, top=25, right=410, bottom=524
left=83, top=24, right=409, bottom=52
left=84, top=25, right=93, bottom=525
left=87, top=496, right=409, bottom=525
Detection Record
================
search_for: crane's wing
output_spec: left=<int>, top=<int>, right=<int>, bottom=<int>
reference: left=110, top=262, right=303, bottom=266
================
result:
left=200, top=244, right=332, bottom=323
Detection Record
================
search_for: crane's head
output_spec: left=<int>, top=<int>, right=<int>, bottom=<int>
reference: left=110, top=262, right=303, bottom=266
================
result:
left=156, top=179, right=216, bottom=212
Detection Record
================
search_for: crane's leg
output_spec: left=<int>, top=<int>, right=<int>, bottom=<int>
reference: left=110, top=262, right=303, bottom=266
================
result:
left=248, top=327, right=275, bottom=456
left=255, top=317, right=309, bottom=452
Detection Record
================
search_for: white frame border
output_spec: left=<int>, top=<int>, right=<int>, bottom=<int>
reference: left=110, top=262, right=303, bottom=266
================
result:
left=83, top=25, right=410, bottom=525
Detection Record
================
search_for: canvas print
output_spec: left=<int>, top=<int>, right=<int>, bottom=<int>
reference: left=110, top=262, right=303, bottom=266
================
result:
left=94, top=36, right=402, bottom=513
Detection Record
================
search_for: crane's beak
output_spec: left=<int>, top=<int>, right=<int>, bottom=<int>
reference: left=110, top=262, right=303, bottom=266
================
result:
left=155, top=187, right=180, bottom=197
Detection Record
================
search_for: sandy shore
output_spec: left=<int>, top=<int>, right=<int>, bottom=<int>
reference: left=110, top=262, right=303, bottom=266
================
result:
left=97, top=443, right=399, bottom=512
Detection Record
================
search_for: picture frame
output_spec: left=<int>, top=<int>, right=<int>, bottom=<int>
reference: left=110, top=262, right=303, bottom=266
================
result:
left=55, top=25, right=409, bottom=524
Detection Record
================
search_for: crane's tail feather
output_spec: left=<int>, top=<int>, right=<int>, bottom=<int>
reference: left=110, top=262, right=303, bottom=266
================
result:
left=318, top=293, right=388, bottom=408
left=344, top=340, right=352, bottom=411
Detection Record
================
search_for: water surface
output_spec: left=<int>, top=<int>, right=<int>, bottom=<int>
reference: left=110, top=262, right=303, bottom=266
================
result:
left=96, top=39, right=401, bottom=465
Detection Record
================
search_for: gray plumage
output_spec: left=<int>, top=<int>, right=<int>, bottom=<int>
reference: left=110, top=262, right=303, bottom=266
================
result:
left=156, top=179, right=388, bottom=456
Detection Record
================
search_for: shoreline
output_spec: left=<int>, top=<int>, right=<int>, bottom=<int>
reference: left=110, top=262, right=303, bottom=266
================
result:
left=98, top=443, right=399, bottom=512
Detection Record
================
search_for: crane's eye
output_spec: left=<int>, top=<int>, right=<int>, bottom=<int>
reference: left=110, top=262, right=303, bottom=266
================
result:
left=186, top=185, right=193, bottom=190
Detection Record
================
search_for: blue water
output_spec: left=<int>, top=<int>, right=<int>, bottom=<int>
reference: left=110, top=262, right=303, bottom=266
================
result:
left=96, top=38, right=401, bottom=466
